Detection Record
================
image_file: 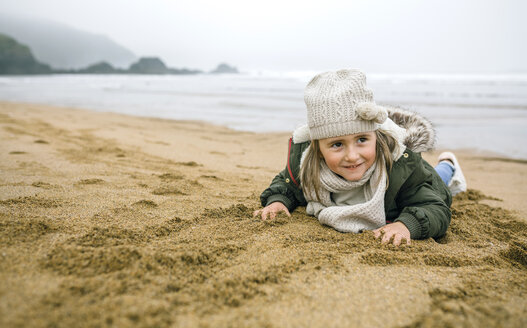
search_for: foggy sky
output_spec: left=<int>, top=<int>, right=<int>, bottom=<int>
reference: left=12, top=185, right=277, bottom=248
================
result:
left=1, top=0, right=525, bottom=73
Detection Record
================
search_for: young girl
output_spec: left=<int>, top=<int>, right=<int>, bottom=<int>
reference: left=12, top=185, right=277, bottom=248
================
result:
left=254, top=69, right=466, bottom=246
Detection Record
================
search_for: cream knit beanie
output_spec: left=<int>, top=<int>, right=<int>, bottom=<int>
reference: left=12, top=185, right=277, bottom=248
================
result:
left=304, top=69, right=388, bottom=140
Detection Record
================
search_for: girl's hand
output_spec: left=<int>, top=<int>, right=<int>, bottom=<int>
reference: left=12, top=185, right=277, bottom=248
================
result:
left=253, top=202, right=291, bottom=220
left=373, top=222, right=411, bottom=247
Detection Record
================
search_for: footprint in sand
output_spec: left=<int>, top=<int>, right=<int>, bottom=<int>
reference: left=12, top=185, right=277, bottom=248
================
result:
left=132, top=200, right=158, bottom=208
left=200, top=175, right=223, bottom=180
left=158, top=173, right=184, bottom=180
left=0, top=218, right=57, bottom=245
left=76, top=178, right=105, bottom=185
left=152, top=187, right=187, bottom=196
left=41, top=245, right=142, bottom=277
left=32, top=181, right=53, bottom=189
left=176, top=161, right=201, bottom=167
left=0, top=196, right=61, bottom=208
left=500, top=241, right=527, bottom=269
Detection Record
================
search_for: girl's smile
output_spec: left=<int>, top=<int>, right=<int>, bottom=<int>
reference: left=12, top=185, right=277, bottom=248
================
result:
left=318, top=131, right=377, bottom=181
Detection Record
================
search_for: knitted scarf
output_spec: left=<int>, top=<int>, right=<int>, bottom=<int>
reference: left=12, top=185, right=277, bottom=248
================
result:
left=302, top=154, right=387, bottom=233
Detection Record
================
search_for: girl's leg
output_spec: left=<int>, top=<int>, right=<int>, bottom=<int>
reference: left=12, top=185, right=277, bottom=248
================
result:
left=436, top=151, right=467, bottom=195
left=435, top=161, right=455, bottom=186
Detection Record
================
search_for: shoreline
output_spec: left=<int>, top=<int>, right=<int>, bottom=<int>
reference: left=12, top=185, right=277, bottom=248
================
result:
left=2, top=99, right=526, bottom=159
left=1, top=101, right=526, bottom=327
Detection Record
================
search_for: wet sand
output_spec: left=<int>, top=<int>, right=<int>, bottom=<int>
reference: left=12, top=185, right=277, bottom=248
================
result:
left=1, top=101, right=526, bottom=327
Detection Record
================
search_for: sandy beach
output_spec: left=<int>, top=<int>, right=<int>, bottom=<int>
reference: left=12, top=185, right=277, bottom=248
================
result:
left=1, top=101, right=526, bottom=327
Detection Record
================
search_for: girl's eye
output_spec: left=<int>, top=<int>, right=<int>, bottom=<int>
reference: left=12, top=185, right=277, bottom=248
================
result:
left=331, top=142, right=343, bottom=148
left=358, top=137, right=368, bottom=143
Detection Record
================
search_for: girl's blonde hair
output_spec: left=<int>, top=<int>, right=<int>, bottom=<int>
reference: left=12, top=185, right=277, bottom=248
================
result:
left=300, top=129, right=399, bottom=202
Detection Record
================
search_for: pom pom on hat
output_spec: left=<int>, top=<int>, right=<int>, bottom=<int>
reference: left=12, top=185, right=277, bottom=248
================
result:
left=356, top=102, right=388, bottom=124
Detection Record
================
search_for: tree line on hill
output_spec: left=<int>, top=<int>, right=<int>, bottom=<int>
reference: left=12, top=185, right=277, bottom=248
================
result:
left=0, top=33, right=238, bottom=75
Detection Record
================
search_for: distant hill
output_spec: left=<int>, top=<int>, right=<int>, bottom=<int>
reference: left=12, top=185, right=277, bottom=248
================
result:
left=0, top=13, right=137, bottom=69
left=76, top=61, right=125, bottom=74
left=210, top=63, right=239, bottom=74
left=128, top=57, right=202, bottom=74
left=129, top=57, right=169, bottom=74
left=0, top=33, right=51, bottom=74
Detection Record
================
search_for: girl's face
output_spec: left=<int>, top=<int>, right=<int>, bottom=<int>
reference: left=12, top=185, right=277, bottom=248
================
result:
left=318, top=131, right=377, bottom=181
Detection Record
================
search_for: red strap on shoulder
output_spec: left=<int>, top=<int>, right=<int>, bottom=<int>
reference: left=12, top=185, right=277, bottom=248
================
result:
left=287, top=138, right=299, bottom=187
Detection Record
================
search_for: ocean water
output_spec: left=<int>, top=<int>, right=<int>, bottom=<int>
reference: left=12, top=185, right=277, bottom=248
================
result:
left=1, top=73, right=526, bottom=159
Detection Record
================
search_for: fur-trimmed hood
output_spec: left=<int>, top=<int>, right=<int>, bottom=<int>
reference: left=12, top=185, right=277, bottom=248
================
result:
left=386, top=106, right=435, bottom=153
left=292, top=106, right=436, bottom=153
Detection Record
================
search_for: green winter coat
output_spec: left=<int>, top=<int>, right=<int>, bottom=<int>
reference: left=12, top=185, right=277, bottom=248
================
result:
left=260, top=108, right=452, bottom=239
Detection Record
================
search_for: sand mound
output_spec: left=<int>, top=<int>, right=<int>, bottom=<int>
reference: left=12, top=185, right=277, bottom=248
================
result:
left=2, top=189, right=525, bottom=327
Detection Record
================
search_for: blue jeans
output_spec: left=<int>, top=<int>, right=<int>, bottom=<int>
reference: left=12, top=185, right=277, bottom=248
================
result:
left=435, top=161, right=455, bottom=186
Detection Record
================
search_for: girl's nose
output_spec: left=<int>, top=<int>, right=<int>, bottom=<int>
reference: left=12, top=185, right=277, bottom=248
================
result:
left=344, top=146, right=360, bottom=162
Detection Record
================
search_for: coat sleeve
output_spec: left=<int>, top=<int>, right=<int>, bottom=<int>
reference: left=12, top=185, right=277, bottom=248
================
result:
left=259, top=139, right=308, bottom=213
left=259, top=168, right=306, bottom=212
left=394, top=162, right=452, bottom=239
